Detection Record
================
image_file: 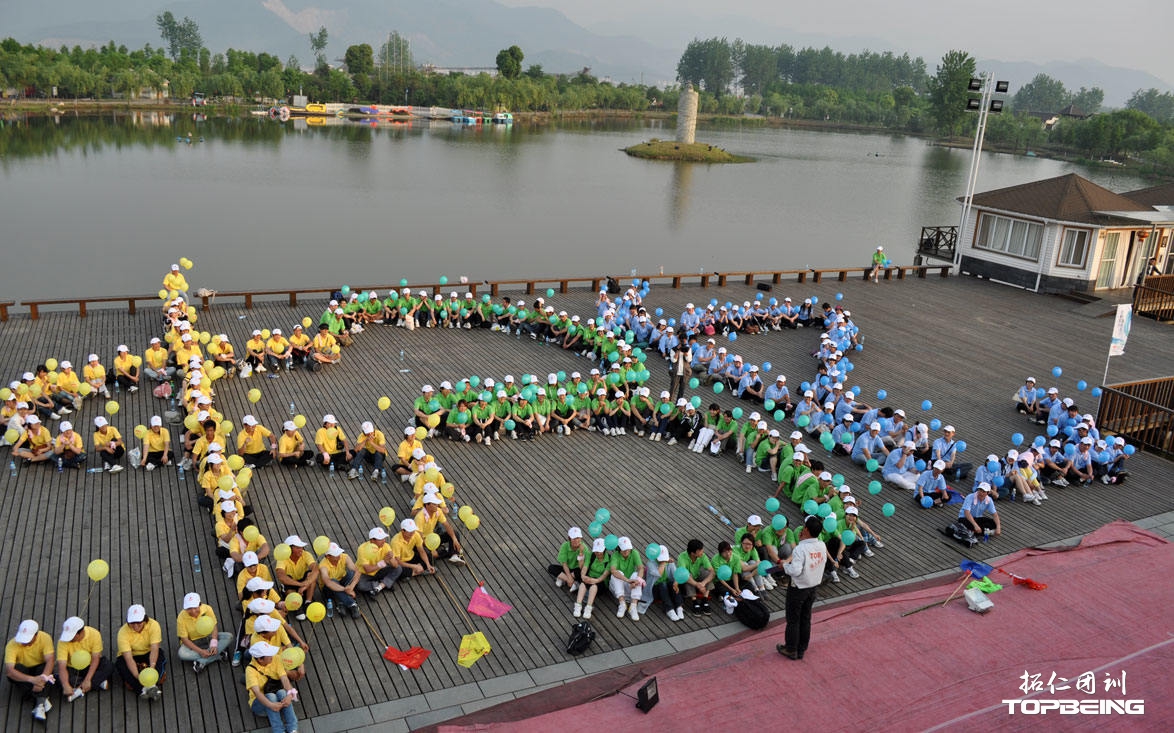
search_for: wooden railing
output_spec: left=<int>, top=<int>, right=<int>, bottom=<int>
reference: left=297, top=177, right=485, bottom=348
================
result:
left=1097, top=377, right=1174, bottom=456
left=0, top=301, right=12, bottom=322
left=1133, top=283, right=1174, bottom=322
left=11, top=266, right=950, bottom=320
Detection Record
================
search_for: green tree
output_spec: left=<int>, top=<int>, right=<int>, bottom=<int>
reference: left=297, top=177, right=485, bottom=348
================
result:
left=524, top=64, right=544, bottom=80
left=927, top=50, right=976, bottom=136
left=156, top=12, right=202, bottom=61
left=496, top=45, right=523, bottom=80
left=344, top=44, right=374, bottom=76
left=309, top=26, right=329, bottom=70
left=1126, top=88, right=1174, bottom=124
left=1012, top=73, right=1068, bottom=112
left=1069, top=87, right=1103, bottom=114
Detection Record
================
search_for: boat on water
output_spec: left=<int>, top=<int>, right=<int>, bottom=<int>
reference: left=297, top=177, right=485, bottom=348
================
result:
left=491, top=112, right=514, bottom=125
left=451, top=109, right=484, bottom=125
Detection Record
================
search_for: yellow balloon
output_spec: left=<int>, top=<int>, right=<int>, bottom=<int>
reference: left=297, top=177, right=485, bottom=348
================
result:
left=78, top=383, right=92, bottom=397
left=292, top=414, right=306, bottom=429
left=423, top=468, right=440, bottom=484
left=45, top=358, right=58, bottom=372
left=3, top=429, right=18, bottom=445
left=86, top=558, right=110, bottom=582
left=441, top=482, right=455, bottom=498
left=284, top=592, right=303, bottom=611
left=198, top=332, right=210, bottom=345
left=425, top=413, right=441, bottom=429
left=211, top=366, right=226, bottom=380
left=227, top=455, right=245, bottom=471
left=181, top=258, right=193, bottom=271
left=280, top=646, right=305, bottom=670
left=164, top=331, right=177, bottom=344
left=305, top=602, right=326, bottom=623
left=132, top=354, right=144, bottom=367
left=331, top=345, right=341, bottom=355
left=159, top=289, right=169, bottom=300
left=105, top=400, right=119, bottom=415
left=137, top=667, right=159, bottom=688
left=218, top=475, right=235, bottom=492
left=273, top=543, right=292, bottom=562
left=312, top=535, right=330, bottom=555
left=194, top=616, right=215, bottom=637
left=242, top=525, right=260, bottom=543
left=187, top=306, right=197, bottom=320
left=301, top=317, right=312, bottom=328
left=457, top=505, right=473, bottom=522
left=247, top=388, right=262, bottom=403
left=261, top=329, right=271, bottom=340
left=219, top=420, right=234, bottom=435
left=16, top=383, right=29, bottom=396
left=378, top=507, right=396, bottom=527
left=168, top=289, right=179, bottom=301
left=134, top=425, right=148, bottom=440
left=69, top=650, right=92, bottom=670
left=425, top=533, right=441, bottom=552
left=184, top=415, right=201, bottom=433
left=236, top=467, right=253, bottom=489
left=47, top=371, right=59, bottom=385
left=29, top=385, right=42, bottom=398
left=377, top=396, right=391, bottom=411
left=0, top=388, right=10, bottom=400
left=465, top=515, right=481, bottom=531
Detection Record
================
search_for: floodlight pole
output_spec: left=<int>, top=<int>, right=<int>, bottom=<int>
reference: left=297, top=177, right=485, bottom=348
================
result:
left=955, top=74, right=996, bottom=268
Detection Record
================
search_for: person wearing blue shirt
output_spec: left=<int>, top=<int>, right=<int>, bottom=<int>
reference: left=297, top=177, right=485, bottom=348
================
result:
left=706, top=348, right=729, bottom=383
left=764, top=376, right=792, bottom=412
left=915, top=460, right=950, bottom=506
left=972, top=454, right=1003, bottom=493
left=1015, top=377, right=1038, bottom=415
left=830, top=415, right=855, bottom=456
left=1068, top=438, right=1096, bottom=485
left=657, top=328, right=679, bottom=358
left=883, top=442, right=921, bottom=491
left=931, top=426, right=971, bottom=480
left=793, top=391, right=820, bottom=431
left=691, top=340, right=715, bottom=373
left=884, top=410, right=908, bottom=449
left=722, top=357, right=747, bottom=389
left=851, top=423, right=887, bottom=465
left=736, top=367, right=764, bottom=401
left=1047, top=396, right=1072, bottom=427
left=958, top=483, right=1000, bottom=537
left=631, top=317, right=653, bottom=348
left=679, top=304, right=701, bottom=334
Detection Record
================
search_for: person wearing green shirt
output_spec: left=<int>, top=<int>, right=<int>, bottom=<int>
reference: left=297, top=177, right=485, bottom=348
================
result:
left=609, top=537, right=645, bottom=621
left=678, top=539, right=715, bottom=616
left=446, top=401, right=474, bottom=443
left=755, top=430, right=785, bottom=481
left=711, top=410, right=738, bottom=454
left=547, top=527, right=586, bottom=592
left=735, top=534, right=765, bottom=593
left=413, top=386, right=443, bottom=435
left=736, top=516, right=782, bottom=590
left=574, top=538, right=611, bottom=619
left=870, top=245, right=887, bottom=283
left=736, top=411, right=762, bottom=456
left=789, top=464, right=824, bottom=506
left=470, top=395, right=497, bottom=445
left=711, top=541, right=741, bottom=598
left=628, top=387, right=655, bottom=436
left=511, top=395, right=536, bottom=440
left=532, top=392, right=554, bottom=436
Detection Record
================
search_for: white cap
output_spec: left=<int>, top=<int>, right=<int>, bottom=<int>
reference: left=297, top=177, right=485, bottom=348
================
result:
left=245, top=577, right=274, bottom=592
left=242, top=551, right=259, bottom=566
left=592, top=538, right=606, bottom=553
left=150, top=416, right=163, bottom=427
left=977, top=481, right=991, bottom=491
left=933, top=460, right=946, bottom=470
left=219, top=500, right=237, bottom=513
left=59, top=421, right=73, bottom=431
left=249, top=641, right=280, bottom=658
left=870, top=422, right=881, bottom=430
left=657, top=545, right=671, bottom=562
left=943, top=425, right=955, bottom=433
left=14, top=620, right=39, bottom=644
left=440, top=381, right=453, bottom=390
left=845, top=506, right=859, bottom=515
left=183, top=592, right=201, bottom=609
left=59, top=616, right=85, bottom=642
left=247, top=598, right=275, bottom=614
left=283, top=421, right=297, bottom=431
left=253, top=616, right=281, bottom=633
left=127, top=605, right=147, bottom=623
left=894, top=409, right=905, bottom=417
left=285, top=535, right=308, bottom=548
left=361, top=421, right=375, bottom=434
left=206, top=453, right=223, bottom=464
left=94, top=416, right=108, bottom=428
left=323, top=414, right=337, bottom=424
left=617, top=536, right=633, bottom=551
left=747, top=514, right=763, bottom=526
left=326, top=543, right=344, bottom=557
left=26, top=416, right=41, bottom=425
left=423, top=493, right=442, bottom=505
left=411, top=447, right=426, bottom=459
left=242, top=415, right=258, bottom=426
left=370, top=527, right=392, bottom=541
left=272, top=329, right=282, bottom=336
left=567, top=526, right=583, bottom=539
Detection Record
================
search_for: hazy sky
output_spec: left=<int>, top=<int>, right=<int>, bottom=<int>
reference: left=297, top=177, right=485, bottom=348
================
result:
left=499, top=0, right=1173, bottom=83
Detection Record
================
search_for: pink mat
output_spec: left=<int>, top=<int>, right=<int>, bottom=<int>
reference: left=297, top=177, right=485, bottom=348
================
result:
left=438, top=522, right=1173, bottom=732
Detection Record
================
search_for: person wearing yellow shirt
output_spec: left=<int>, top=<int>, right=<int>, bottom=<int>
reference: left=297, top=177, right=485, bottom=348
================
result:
left=13, top=416, right=54, bottom=465
left=313, top=414, right=351, bottom=469
left=287, top=324, right=312, bottom=369
left=176, top=593, right=232, bottom=673
left=142, top=337, right=176, bottom=383
left=248, top=616, right=306, bottom=683
left=37, top=365, right=75, bottom=416
left=83, top=354, right=112, bottom=398
left=236, top=552, right=273, bottom=600
left=264, top=329, right=292, bottom=372
left=91, top=416, right=126, bottom=472
left=140, top=415, right=173, bottom=470
left=415, top=493, right=466, bottom=565
left=55, top=361, right=83, bottom=406
left=276, top=421, right=314, bottom=467
left=111, top=345, right=140, bottom=392
left=394, top=427, right=422, bottom=481
left=208, top=334, right=237, bottom=377
left=174, top=333, right=202, bottom=375
left=4, top=619, right=56, bottom=722
left=190, top=421, right=221, bottom=477
left=391, top=519, right=435, bottom=578
left=245, top=331, right=267, bottom=372
left=115, top=604, right=165, bottom=699
left=311, top=323, right=341, bottom=368
left=348, top=421, right=388, bottom=480
left=244, top=641, right=299, bottom=733
left=55, top=616, right=113, bottom=703
left=318, top=543, right=360, bottom=618
left=201, top=454, right=234, bottom=498
left=163, top=263, right=190, bottom=301
left=356, top=527, right=402, bottom=596
left=53, top=421, right=87, bottom=469
left=229, top=524, right=270, bottom=567
left=274, top=536, right=319, bottom=617
left=237, top=415, right=276, bottom=468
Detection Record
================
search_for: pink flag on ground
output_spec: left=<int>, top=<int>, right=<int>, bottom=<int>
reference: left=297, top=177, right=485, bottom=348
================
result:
left=467, top=585, right=512, bottom=619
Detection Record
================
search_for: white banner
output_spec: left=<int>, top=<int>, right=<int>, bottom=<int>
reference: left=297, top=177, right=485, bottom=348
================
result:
left=1109, top=304, right=1132, bottom=357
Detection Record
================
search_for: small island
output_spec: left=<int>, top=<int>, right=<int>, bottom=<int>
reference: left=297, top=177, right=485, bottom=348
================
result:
left=624, top=139, right=752, bottom=163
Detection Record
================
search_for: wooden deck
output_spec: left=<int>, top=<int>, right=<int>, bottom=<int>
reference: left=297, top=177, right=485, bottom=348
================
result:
left=1, top=275, right=1172, bottom=732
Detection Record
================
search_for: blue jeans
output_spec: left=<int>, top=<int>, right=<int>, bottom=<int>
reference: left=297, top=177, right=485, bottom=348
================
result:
left=251, top=689, right=298, bottom=733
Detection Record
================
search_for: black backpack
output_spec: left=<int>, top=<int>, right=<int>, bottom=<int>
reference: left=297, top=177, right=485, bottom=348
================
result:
left=565, top=621, right=596, bottom=655
left=733, top=598, right=770, bottom=630
left=944, top=521, right=979, bottom=547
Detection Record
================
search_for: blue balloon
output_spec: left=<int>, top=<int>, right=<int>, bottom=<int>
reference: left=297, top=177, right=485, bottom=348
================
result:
left=850, top=423, right=862, bottom=433
left=851, top=386, right=861, bottom=396
left=632, top=279, right=640, bottom=288
left=986, top=460, right=999, bottom=473
left=1124, top=444, right=1135, bottom=455
left=930, top=419, right=942, bottom=431
left=956, top=441, right=967, bottom=453
left=1036, top=388, right=1047, bottom=399
left=1064, top=444, right=1076, bottom=457
left=845, top=362, right=856, bottom=371
left=855, top=344, right=864, bottom=351
left=728, top=332, right=737, bottom=341
left=1011, top=433, right=1024, bottom=446
left=668, top=318, right=676, bottom=327
left=1091, top=387, right=1103, bottom=397
left=710, top=299, right=719, bottom=307
left=835, top=292, right=844, bottom=301
left=920, top=496, right=933, bottom=508
left=1076, top=380, right=1088, bottom=391
left=762, top=361, right=772, bottom=372
left=1052, top=366, right=1063, bottom=377
left=1063, top=426, right=1074, bottom=437
left=1098, top=450, right=1112, bottom=463
left=1046, top=424, right=1058, bottom=437
left=877, top=390, right=887, bottom=400
left=769, top=298, right=777, bottom=306
left=993, top=475, right=1005, bottom=487
left=655, top=307, right=663, bottom=317
left=921, top=400, right=933, bottom=411
left=1033, top=436, right=1046, bottom=448
left=915, top=459, right=926, bottom=472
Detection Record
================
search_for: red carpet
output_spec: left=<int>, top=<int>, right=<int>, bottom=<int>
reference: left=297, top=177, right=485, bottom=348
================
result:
left=438, top=522, right=1173, bottom=732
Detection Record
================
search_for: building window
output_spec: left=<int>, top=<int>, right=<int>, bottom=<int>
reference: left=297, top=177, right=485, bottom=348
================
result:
left=974, top=213, right=1043, bottom=261
left=1057, top=229, right=1090, bottom=268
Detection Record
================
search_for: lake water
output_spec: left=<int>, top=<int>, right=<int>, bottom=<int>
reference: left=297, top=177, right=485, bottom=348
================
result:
left=0, top=112, right=1148, bottom=301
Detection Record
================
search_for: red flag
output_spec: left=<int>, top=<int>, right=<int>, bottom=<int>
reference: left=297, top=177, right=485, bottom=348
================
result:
left=467, top=585, right=512, bottom=619
left=383, top=645, right=431, bottom=669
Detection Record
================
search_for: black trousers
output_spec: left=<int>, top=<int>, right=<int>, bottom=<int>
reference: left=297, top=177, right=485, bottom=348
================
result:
left=784, top=584, right=818, bottom=657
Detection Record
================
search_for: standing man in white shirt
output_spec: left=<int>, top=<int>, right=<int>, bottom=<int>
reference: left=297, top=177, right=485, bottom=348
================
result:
left=777, top=516, right=828, bottom=660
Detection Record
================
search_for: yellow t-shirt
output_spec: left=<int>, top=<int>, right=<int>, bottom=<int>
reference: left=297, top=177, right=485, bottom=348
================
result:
left=93, top=427, right=122, bottom=450
left=320, top=555, right=350, bottom=583
left=83, top=363, right=107, bottom=385
left=236, top=565, right=273, bottom=597
left=174, top=343, right=202, bottom=365
left=57, top=626, right=103, bottom=669
left=4, top=631, right=54, bottom=667
left=396, top=438, right=421, bottom=464
left=358, top=430, right=386, bottom=454
left=55, top=432, right=84, bottom=454
left=414, top=507, right=447, bottom=536
left=277, top=551, right=314, bottom=582
left=144, top=347, right=168, bottom=371
left=117, top=619, right=162, bottom=656
left=57, top=370, right=81, bottom=393
left=19, top=428, right=52, bottom=452
left=277, top=432, right=305, bottom=455
left=143, top=429, right=170, bottom=453
left=390, top=531, right=424, bottom=563
left=246, top=338, right=266, bottom=358
left=266, top=337, right=289, bottom=355
left=245, top=658, right=284, bottom=706
left=249, top=627, right=291, bottom=650
left=314, top=426, right=347, bottom=453
left=229, top=532, right=266, bottom=557
left=113, top=354, right=134, bottom=376
left=163, top=271, right=189, bottom=292
left=237, top=426, right=273, bottom=454
left=175, top=605, right=217, bottom=641
left=356, top=541, right=392, bottom=575
left=289, top=333, right=311, bottom=350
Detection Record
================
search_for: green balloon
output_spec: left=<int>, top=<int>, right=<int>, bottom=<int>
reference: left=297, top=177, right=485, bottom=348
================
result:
left=882, top=503, right=895, bottom=517
left=690, top=396, right=702, bottom=409
left=771, top=514, right=787, bottom=531
left=713, top=382, right=725, bottom=394
left=674, top=567, right=690, bottom=584
left=588, top=522, right=603, bottom=538
left=546, top=288, right=555, bottom=298
left=823, top=516, right=838, bottom=533
left=832, top=474, right=845, bottom=487
left=645, top=544, right=660, bottom=561
left=689, top=377, right=700, bottom=389
left=817, top=503, right=832, bottom=518
left=841, top=433, right=853, bottom=444
left=399, top=278, right=409, bottom=287
left=802, top=500, right=818, bottom=515
left=868, top=480, right=882, bottom=495
left=765, top=497, right=780, bottom=512
left=732, top=407, right=743, bottom=419
left=764, top=399, right=775, bottom=411
left=469, top=375, right=481, bottom=387
left=866, top=458, right=879, bottom=472
left=482, top=294, right=491, bottom=303
left=774, top=410, right=785, bottom=421
left=797, top=414, right=810, bottom=427
left=820, top=432, right=835, bottom=450
left=717, top=565, right=732, bottom=581
left=439, top=275, right=448, bottom=285
left=841, top=530, right=857, bottom=545
left=660, top=403, right=672, bottom=415
left=604, top=534, right=619, bottom=551
left=503, top=419, right=516, bottom=430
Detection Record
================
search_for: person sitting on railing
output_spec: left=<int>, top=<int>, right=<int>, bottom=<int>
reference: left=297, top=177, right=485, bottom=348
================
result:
left=869, top=246, right=886, bottom=283
left=164, top=264, right=190, bottom=302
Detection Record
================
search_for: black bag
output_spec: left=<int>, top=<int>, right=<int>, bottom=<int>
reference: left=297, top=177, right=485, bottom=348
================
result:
left=733, top=598, right=770, bottom=630
left=943, top=521, right=979, bottom=547
left=606, top=277, right=621, bottom=294
left=565, top=621, right=595, bottom=655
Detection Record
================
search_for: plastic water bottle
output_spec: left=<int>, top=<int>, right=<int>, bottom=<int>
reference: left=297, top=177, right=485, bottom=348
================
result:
left=193, top=554, right=202, bottom=573
left=86, top=467, right=103, bottom=474
left=329, top=462, right=335, bottom=476
left=326, top=599, right=334, bottom=618
left=358, top=465, right=364, bottom=478
left=9, top=460, right=16, bottom=478
left=399, top=349, right=405, bottom=362
left=115, top=380, right=120, bottom=394
left=177, top=464, right=185, bottom=481
left=289, top=401, right=295, bottom=416
left=57, top=458, right=64, bottom=472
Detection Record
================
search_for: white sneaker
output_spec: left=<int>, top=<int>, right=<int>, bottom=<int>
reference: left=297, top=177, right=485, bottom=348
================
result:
left=510, top=430, right=517, bottom=440
left=68, top=688, right=85, bottom=702
left=616, top=600, right=628, bottom=618
left=145, top=463, right=156, bottom=471
left=256, top=365, right=267, bottom=373
left=746, top=465, right=753, bottom=473
left=1038, top=490, right=1048, bottom=500
left=447, top=554, right=466, bottom=565
left=32, top=703, right=47, bottom=721
left=127, top=385, right=138, bottom=393
left=555, top=577, right=565, bottom=588
left=582, top=605, right=593, bottom=619
left=462, top=434, right=471, bottom=442
left=667, top=437, right=677, bottom=445
left=347, top=468, right=359, bottom=479
left=829, top=570, right=841, bottom=583
left=569, top=581, right=580, bottom=592
left=573, top=602, right=582, bottom=618
left=103, top=463, right=111, bottom=472
left=687, top=441, right=696, bottom=451
left=674, top=606, right=685, bottom=621
left=1032, top=496, right=1042, bottom=505
left=628, top=603, right=640, bottom=621
left=109, top=464, right=124, bottom=473
left=484, top=437, right=491, bottom=446
left=846, top=566, right=860, bottom=579
left=863, top=548, right=875, bottom=558
left=771, top=472, right=778, bottom=482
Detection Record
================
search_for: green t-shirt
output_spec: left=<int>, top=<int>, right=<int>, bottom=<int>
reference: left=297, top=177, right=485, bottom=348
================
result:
left=677, top=551, right=712, bottom=580
left=584, top=553, right=611, bottom=579
left=610, top=550, right=643, bottom=577
left=557, top=541, right=585, bottom=569
left=712, top=552, right=741, bottom=576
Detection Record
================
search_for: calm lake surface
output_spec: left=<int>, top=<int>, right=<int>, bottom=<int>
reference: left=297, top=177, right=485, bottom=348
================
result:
left=0, top=113, right=1148, bottom=301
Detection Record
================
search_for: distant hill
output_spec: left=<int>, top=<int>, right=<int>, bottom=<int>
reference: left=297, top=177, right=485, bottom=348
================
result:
left=977, top=57, right=1173, bottom=109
